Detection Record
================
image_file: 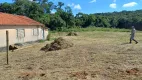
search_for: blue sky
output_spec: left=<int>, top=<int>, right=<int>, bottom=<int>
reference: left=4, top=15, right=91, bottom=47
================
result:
left=1, top=0, right=142, bottom=15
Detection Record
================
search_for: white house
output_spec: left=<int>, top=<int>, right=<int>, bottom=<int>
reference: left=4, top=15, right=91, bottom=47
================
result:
left=0, top=12, right=48, bottom=47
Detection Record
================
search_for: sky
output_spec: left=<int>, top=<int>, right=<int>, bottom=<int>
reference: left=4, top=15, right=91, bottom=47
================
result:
left=1, top=0, right=142, bottom=15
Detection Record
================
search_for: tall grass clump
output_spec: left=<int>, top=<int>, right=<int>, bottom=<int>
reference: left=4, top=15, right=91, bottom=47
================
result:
left=53, top=26, right=130, bottom=32
left=47, top=30, right=51, bottom=41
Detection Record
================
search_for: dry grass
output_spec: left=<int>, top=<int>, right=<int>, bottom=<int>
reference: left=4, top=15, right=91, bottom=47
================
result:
left=0, top=31, right=142, bottom=80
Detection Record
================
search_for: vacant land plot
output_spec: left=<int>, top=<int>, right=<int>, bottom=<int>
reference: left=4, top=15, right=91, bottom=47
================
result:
left=0, top=31, right=142, bottom=80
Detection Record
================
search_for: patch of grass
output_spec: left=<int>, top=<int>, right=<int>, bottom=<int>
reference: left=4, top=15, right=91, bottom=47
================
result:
left=38, top=39, right=46, bottom=43
left=46, top=32, right=51, bottom=41
left=51, top=27, right=130, bottom=32
left=50, top=37, right=56, bottom=41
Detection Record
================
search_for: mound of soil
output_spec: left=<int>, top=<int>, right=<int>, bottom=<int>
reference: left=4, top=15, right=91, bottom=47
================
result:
left=126, top=68, right=139, bottom=75
left=67, top=32, right=78, bottom=36
left=41, top=37, right=73, bottom=51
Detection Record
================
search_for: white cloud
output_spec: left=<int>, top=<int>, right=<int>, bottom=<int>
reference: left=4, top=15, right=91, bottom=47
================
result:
left=89, top=0, right=96, bottom=3
left=109, top=3, right=116, bottom=8
left=68, top=3, right=82, bottom=10
left=74, top=4, right=82, bottom=10
left=123, top=2, right=137, bottom=8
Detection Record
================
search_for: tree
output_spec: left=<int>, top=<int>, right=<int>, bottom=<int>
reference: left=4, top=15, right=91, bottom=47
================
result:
left=75, top=12, right=84, bottom=27
left=2, top=0, right=142, bottom=30
left=110, top=18, right=118, bottom=28
left=60, top=6, right=74, bottom=28
left=12, top=0, right=32, bottom=15
left=58, top=2, right=64, bottom=9
left=75, top=19, right=82, bottom=27
left=28, top=2, right=44, bottom=21
left=49, top=14, right=65, bottom=30
left=0, top=2, right=13, bottom=13
left=39, top=0, right=51, bottom=13
left=39, top=14, right=50, bottom=26
left=88, top=14, right=96, bottom=26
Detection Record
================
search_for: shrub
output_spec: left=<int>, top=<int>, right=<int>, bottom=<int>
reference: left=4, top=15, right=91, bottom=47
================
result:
left=47, top=32, right=51, bottom=41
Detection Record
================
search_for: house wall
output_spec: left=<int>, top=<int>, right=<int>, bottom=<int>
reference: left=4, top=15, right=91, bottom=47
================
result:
left=0, top=25, right=48, bottom=47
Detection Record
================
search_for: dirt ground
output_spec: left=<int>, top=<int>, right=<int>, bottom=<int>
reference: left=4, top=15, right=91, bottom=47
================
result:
left=0, top=31, right=142, bottom=80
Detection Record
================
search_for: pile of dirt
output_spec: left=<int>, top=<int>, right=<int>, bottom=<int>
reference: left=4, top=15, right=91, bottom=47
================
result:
left=67, top=32, right=78, bottom=36
left=41, top=37, right=73, bottom=51
left=126, top=68, right=139, bottom=75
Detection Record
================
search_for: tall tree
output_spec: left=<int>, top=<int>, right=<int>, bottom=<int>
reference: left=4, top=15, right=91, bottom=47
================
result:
left=28, top=2, right=44, bottom=21
left=0, top=2, right=13, bottom=13
left=60, top=6, right=74, bottom=28
left=49, top=14, right=65, bottom=30
left=57, top=2, right=64, bottom=9
left=13, top=0, right=31, bottom=15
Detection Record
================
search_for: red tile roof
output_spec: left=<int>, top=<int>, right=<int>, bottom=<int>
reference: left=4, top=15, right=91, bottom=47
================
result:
left=0, top=12, right=44, bottom=26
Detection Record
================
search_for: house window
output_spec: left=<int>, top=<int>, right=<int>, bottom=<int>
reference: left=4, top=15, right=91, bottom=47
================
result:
left=33, top=28, right=39, bottom=36
left=17, top=29, right=25, bottom=38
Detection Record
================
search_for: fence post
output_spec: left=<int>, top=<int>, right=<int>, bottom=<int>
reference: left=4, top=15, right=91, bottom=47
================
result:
left=6, top=30, right=9, bottom=65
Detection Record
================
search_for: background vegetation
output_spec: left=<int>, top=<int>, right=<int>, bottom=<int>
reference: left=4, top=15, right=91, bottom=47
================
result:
left=1, top=0, right=142, bottom=31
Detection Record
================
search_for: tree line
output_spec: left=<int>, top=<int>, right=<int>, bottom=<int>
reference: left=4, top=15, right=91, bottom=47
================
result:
left=1, top=0, right=142, bottom=30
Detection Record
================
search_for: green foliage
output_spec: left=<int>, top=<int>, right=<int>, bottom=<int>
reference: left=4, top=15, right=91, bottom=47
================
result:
left=28, top=2, right=44, bottom=21
left=60, top=6, right=75, bottom=28
left=49, top=14, right=65, bottom=31
left=47, top=31, right=51, bottom=41
left=38, top=39, right=46, bottom=43
left=13, top=0, right=32, bottom=15
left=39, top=14, right=50, bottom=25
left=0, top=2, right=13, bottom=13
left=1, top=1, right=142, bottom=30
left=53, top=27, right=130, bottom=32
left=95, top=10, right=142, bottom=30
left=57, top=2, right=64, bottom=9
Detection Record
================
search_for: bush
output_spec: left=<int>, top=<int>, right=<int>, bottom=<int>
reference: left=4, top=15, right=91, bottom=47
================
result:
left=51, top=27, right=130, bottom=32
left=47, top=32, right=51, bottom=41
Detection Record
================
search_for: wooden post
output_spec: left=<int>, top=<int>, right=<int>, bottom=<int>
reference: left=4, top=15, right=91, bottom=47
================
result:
left=6, top=30, right=9, bottom=65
